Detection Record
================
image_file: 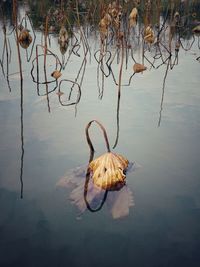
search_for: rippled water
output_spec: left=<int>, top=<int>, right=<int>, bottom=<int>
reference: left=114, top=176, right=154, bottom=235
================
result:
left=0, top=1, right=200, bottom=266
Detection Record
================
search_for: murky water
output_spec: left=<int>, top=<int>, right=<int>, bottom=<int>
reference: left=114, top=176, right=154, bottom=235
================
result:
left=0, top=1, right=200, bottom=266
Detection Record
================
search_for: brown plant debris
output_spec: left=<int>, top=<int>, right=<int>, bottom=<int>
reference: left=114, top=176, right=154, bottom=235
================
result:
left=144, top=26, right=155, bottom=44
left=51, top=70, right=62, bottom=79
left=133, top=63, right=147, bottom=73
left=89, top=152, right=129, bottom=190
left=18, top=29, right=32, bottom=49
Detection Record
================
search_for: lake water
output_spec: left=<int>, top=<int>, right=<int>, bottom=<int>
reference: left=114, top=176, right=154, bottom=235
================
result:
left=0, top=1, right=200, bottom=267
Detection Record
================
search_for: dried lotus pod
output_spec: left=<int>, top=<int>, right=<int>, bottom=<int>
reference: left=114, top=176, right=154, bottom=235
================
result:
left=99, top=17, right=109, bottom=41
left=51, top=70, right=62, bottom=79
left=174, top=11, right=180, bottom=22
left=99, top=18, right=108, bottom=29
left=144, top=26, right=155, bottom=44
left=129, top=7, right=138, bottom=20
left=58, top=26, right=69, bottom=55
left=129, top=18, right=137, bottom=28
left=133, top=63, right=147, bottom=73
left=103, top=13, right=112, bottom=27
left=89, top=152, right=129, bottom=190
left=129, top=8, right=138, bottom=27
left=18, top=29, right=32, bottom=48
left=58, top=26, right=69, bottom=45
left=192, top=25, right=200, bottom=35
left=113, top=16, right=121, bottom=30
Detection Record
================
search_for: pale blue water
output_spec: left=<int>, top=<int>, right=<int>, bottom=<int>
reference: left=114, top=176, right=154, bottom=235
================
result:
left=0, top=2, right=200, bottom=267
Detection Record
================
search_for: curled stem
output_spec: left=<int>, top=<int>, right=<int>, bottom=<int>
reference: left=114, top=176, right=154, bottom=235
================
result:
left=85, top=120, right=111, bottom=154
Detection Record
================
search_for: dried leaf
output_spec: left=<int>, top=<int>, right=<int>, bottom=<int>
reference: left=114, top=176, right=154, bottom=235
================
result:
left=133, top=63, right=147, bottom=73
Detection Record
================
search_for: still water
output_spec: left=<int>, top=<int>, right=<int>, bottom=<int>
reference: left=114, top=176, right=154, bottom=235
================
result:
left=0, top=1, right=200, bottom=266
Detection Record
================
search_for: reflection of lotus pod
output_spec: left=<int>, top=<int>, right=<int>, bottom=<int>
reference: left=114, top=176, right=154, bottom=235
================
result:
left=133, top=63, right=147, bottom=73
left=58, top=26, right=69, bottom=45
left=174, top=11, right=180, bottom=22
left=59, top=43, right=68, bottom=55
left=129, top=7, right=138, bottom=20
left=129, top=18, right=137, bottom=28
left=129, top=7, right=138, bottom=27
left=103, top=13, right=112, bottom=27
left=192, top=25, right=200, bottom=35
left=113, top=17, right=121, bottom=30
left=144, top=26, right=155, bottom=44
left=99, top=18, right=108, bottom=41
left=51, top=70, right=62, bottom=79
left=99, top=18, right=107, bottom=29
left=89, top=152, right=129, bottom=190
left=18, top=29, right=32, bottom=48
left=58, top=27, right=69, bottom=55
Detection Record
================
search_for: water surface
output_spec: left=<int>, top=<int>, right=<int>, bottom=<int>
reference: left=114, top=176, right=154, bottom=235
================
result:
left=0, top=1, right=200, bottom=266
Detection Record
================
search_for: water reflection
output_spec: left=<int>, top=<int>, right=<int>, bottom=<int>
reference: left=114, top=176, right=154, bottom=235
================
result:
left=0, top=0, right=200, bottom=204
left=0, top=2, right=200, bottom=266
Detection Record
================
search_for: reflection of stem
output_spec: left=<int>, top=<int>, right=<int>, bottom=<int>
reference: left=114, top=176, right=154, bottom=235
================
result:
left=58, top=79, right=81, bottom=106
left=113, top=36, right=124, bottom=149
left=84, top=167, right=108, bottom=213
left=13, top=0, right=24, bottom=198
left=2, top=25, right=12, bottom=91
left=20, top=78, right=24, bottom=199
left=158, top=57, right=171, bottom=127
left=44, top=16, right=50, bottom=113
left=84, top=124, right=108, bottom=213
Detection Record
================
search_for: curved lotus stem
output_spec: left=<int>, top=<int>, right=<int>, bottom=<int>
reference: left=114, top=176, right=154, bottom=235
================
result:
left=84, top=168, right=108, bottom=213
left=85, top=120, right=111, bottom=155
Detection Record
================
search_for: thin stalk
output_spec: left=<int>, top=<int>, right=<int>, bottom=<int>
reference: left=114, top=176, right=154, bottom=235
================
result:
left=113, top=35, right=124, bottom=149
left=85, top=120, right=111, bottom=154
left=13, top=0, right=24, bottom=198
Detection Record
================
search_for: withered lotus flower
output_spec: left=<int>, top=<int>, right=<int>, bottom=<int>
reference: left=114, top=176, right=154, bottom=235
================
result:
left=133, top=63, right=147, bottom=73
left=86, top=120, right=129, bottom=190
left=89, top=152, right=129, bottom=190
